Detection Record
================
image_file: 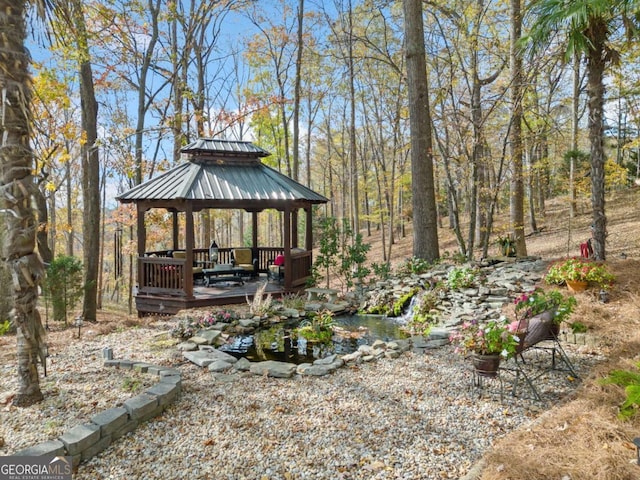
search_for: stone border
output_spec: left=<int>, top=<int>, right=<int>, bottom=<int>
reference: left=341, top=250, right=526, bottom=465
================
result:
left=12, top=360, right=182, bottom=468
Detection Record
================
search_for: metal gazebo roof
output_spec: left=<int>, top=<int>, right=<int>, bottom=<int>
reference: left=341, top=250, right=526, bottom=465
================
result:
left=116, top=139, right=329, bottom=209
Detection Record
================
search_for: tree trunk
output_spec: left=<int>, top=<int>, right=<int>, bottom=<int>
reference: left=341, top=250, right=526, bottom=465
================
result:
left=509, top=0, right=527, bottom=256
left=33, top=187, right=53, bottom=265
left=71, top=0, right=100, bottom=321
left=403, top=0, right=439, bottom=262
left=293, top=0, right=304, bottom=182
left=0, top=0, right=46, bottom=406
left=570, top=52, right=581, bottom=218
left=586, top=19, right=607, bottom=261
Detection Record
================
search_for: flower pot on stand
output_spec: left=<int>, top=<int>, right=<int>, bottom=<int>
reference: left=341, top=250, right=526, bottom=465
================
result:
left=472, top=353, right=501, bottom=378
left=566, top=280, right=588, bottom=293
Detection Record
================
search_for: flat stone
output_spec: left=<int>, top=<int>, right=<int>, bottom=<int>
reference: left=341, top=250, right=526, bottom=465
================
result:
left=211, top=373, right=237, bottom=383
left=280, top=308, right=300, bottom=318
left=249, top=360, right=297, bottom=378
left=341, top=351, right=362, bottom=363
left=196, top=329, right=222, bottom=345
left=297, top=363, right=334, bottom=376
left=323, top=302, right=348, bottom=313
left=233, top=357, right=252, bottom=371
left=177, top=341, right=198, bottom=351
left=238, top=318, right=260, bottom=328
left=184, top=349, right=238, bottom=367
left=314, top=354, right=338, bottom=365
left=304, top=302, right=323, bottom=311
left=208, top=360, right=234, bottom=372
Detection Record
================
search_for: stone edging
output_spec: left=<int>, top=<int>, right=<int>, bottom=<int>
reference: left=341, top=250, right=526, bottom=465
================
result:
left=12, top=360, right=181, bottom=468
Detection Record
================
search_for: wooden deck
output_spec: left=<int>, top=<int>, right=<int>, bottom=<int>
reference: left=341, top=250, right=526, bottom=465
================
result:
left=134, top=274, right=304, bottom=316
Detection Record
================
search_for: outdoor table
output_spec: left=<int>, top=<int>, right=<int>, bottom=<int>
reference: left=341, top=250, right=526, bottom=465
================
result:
left=202, top=264, right=245, bottom=287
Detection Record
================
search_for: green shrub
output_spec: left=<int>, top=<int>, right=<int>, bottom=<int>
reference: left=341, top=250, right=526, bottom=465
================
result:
left=445, top=266, right=478, bottom=290
left=396, top=257, right=432, bottom=275
left=600, top=363, right=640, bottom=420
left=0, top=320, right=11, bottom=336
left=43, top=255, right=84, bottom=325
left=293, top=310, right=335, bottom=343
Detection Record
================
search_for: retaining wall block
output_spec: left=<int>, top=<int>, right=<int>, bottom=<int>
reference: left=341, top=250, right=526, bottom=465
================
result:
left=159, top=374, right=182, bottom=390
left=145, top=382, right=179, bottom=407
left=138, top=404, right=165, bottom=424
left=59, top=423, right=101, bottom=456
left=123, top=393, right=158, bottom=421
left=81, top=435, right=112, bottom=462
left=119, top=360, right=135, bottom=369
left=133, top=362, right=153, bottom=373
left=146, top=365, right=166, bottom=375
left=13, top=440, right=66, bottom=457
left=91, top=407, right=129, bottom=437
left=112, top=418, right=138, bottom=441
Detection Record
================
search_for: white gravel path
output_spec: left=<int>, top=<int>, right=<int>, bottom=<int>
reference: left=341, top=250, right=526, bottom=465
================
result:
left=0, top=321, right=602, bottom=480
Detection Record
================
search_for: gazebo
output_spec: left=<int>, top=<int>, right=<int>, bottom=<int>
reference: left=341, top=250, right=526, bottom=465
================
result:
left=116, top=138, right=329, bottom=315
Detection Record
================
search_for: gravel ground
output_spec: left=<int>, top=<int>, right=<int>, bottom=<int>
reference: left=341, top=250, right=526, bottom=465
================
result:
left=0, top=322, right=604, bottom=480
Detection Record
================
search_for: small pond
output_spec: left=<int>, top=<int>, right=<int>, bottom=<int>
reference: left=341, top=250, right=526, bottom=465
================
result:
left=218, top=314, right=410, bottom=364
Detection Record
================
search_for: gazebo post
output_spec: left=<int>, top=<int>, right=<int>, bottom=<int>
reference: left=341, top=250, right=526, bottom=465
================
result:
left=283, top=205, right=292, bottom=289
left=171, top=210, right=179, bottom=251
left=137, top=204, right=147, bottom=292
left=251, top=211, right=258, bottom=248
left=291, top=210, right=299, bottom=248
left=305, top=206, right=313, bottom=251
left=184, top=204, right=194, bottom=298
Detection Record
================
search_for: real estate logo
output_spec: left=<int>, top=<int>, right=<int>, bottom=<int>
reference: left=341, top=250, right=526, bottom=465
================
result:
left=0, top=456, right=72, bottom=480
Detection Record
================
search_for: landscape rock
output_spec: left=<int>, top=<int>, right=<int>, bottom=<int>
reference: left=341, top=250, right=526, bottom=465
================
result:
left=249, top=360, right=297, bottom=378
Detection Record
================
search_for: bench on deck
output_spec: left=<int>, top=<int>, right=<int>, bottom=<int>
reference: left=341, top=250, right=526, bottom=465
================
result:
left=305, top=287, right=339, bottom=303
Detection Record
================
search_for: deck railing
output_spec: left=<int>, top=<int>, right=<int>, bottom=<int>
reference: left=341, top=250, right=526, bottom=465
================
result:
left=139, top=256, right=186, bottom=296
left=137, top=247, right=311, bottom=296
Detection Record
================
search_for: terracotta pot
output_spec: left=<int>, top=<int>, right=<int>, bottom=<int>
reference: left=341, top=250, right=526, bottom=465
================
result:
left=472, top=353, right=501, bottom=378
left=566, top=280, right=588, bottom=293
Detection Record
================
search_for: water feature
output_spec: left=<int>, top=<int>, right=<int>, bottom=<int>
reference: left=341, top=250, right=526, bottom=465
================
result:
left=218, top=314, right=410, bottom=364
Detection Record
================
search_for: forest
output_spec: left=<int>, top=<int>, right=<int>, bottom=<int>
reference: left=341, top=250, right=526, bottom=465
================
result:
left=2, top=0, right=640, bottom=408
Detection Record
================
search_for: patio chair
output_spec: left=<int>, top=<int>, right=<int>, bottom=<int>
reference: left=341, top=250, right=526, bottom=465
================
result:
left=267, top=254, right=285, bottom=283
left=171, top=250, right=204, bottom=282
left=231, top=248, right=258, bottom=277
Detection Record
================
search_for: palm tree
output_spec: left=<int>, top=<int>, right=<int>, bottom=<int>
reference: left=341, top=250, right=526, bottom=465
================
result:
left=0, top=0, right=47, bottom=406
left=526, top=0, right=640, bottom=260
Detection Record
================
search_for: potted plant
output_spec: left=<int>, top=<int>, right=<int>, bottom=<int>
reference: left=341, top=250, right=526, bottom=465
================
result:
left=514, top=288, right=577, bottom=346
left=449, top=316, right=522, bottom=377
left=496, top=234, right=516, bottom=257
left=544, top=257, right=615, bottom=292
